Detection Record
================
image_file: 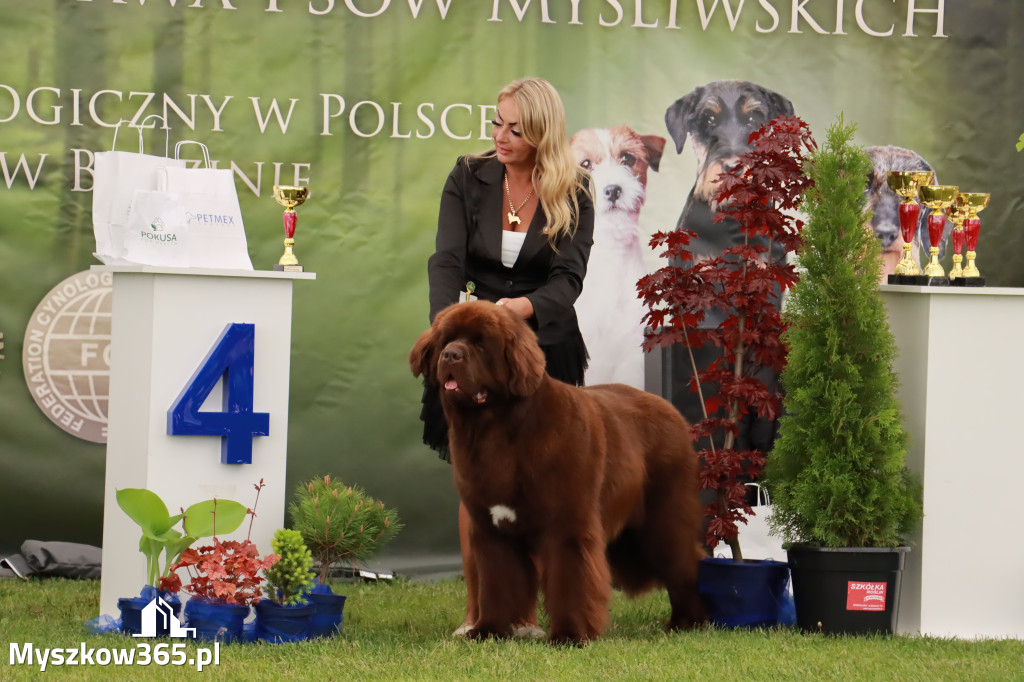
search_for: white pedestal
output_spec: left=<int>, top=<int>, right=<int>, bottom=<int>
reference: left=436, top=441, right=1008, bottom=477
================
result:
left=96, top=265, right=315, bottom=618
left=882, top=284, right=1024, bottom=639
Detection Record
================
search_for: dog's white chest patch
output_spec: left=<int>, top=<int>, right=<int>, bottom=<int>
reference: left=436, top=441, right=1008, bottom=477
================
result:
left=489, top=504, right=517, bottom=527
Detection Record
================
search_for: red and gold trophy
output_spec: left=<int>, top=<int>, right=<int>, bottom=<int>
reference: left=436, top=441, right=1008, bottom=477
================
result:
left=957, top=192, right=990, bottom=286
left=917, top=184, right=958, bottom=285
left=273, top=185, right=310, bottom=272
left=946, top=199, right=967, bottom=282
left=885, top=170, right=935, bottom=284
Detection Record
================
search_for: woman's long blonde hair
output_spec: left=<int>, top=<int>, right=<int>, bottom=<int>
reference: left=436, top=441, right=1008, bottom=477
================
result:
left=476, top=77, right=590, bottom=245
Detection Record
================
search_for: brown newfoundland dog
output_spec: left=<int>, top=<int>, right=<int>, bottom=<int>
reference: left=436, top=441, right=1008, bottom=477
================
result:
left=409, top=301, right=705, bottom=645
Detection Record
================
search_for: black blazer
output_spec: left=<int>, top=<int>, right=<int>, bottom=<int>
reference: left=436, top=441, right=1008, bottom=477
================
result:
left=427, top=155, right=594, bottom=346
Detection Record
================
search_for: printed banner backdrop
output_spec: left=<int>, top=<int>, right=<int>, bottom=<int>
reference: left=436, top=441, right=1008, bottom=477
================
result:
left=0, top=1, right=1022, bottom=561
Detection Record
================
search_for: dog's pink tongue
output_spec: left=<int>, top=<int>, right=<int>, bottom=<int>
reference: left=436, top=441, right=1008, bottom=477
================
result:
left=444, top=378, right=458, bottom=391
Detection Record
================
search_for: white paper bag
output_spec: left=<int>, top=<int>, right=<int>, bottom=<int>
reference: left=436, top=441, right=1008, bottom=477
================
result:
left=161, top=141, right=253, bottom=270
left=91, top=118, right=186, bottom=263
left=716, top=483, right=788, bottom=561
left=120, top=189, right=190, bottom=267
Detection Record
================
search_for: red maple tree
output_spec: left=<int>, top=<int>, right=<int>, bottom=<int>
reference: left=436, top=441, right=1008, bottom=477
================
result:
left=638, top=115, right=816, bottom=558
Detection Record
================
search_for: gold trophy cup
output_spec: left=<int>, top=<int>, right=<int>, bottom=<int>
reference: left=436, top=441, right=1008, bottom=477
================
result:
left=273, top=185, right=310, bottom=272
left=946, top=200, right=967, bottom=281
left=917, top=184, right=958, bottom=281
left=958, top=192, right=991, bottom=283
left=885, top=170, right=935, bottom=280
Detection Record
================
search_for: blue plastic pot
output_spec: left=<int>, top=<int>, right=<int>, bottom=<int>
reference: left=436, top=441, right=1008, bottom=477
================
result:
left=699, top=557, right=792, bottom=628
left=183, top=597, right=250, bottom=643
left=254, top=599, right=316, bottom=643
left=308, top=583, right=347, bottom=638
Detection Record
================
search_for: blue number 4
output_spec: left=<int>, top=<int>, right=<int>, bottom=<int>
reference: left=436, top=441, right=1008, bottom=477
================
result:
left=167, top=323, right=270, bottom=464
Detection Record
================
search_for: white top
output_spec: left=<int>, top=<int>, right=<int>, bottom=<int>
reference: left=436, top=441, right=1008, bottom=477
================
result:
left=501, top=230, right=527, bottom=269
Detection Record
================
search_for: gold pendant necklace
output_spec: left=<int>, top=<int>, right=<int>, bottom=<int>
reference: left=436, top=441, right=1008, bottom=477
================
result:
left=504, top=173, right=534, bottom=227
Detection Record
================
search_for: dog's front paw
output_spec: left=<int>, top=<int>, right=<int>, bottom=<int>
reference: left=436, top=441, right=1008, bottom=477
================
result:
left=451, top=622, right=474, bottom=638
left=465, top=622, right=513, bottom=640
left=511, top=623, right=546, bottom=640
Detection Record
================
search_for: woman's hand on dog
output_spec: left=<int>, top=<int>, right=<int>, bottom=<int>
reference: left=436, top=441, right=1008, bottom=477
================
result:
left=496, top=297, right=534, bottom=320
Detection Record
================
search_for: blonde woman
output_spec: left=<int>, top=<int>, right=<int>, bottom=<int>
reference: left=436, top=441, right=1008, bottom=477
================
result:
left=419, top=77, right=594, bottom=637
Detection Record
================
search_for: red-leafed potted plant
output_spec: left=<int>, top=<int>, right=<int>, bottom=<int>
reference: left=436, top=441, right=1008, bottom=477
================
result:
left=638, top=114, right=815, bottom=627
left=160, top=479, right=280, bottom=643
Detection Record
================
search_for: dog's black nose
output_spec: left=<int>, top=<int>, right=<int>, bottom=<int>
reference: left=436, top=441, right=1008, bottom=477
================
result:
left=441, top=346, right=463, bottom=364
left=877, top=229, right=898, bottom=249
left=604, top=185, right=622, bottom=203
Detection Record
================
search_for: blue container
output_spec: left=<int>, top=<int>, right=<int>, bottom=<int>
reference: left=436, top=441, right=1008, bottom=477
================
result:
left=308, top=584, right=347, bottom=638
left=183, top=597, right=250, bottom=643
left=699, top=557, right=792, bottom=628
left=254, top=600, right=316, bottom=643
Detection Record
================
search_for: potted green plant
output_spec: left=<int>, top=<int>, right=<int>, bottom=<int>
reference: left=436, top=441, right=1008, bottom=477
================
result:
left=639, top=114, right=814, bottom=628
left=161, top=480, right=280, bottom=643
left=764, top=117, right=924, bottom=635
left=254, top=528, right=317, bottom=642
left=114, top=487, right=248, bottom=636
left=288, top=475, right=403, bottom=636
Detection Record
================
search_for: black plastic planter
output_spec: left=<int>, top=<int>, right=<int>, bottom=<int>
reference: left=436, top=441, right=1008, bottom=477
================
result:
left=787, top=545, right=909, bottom=635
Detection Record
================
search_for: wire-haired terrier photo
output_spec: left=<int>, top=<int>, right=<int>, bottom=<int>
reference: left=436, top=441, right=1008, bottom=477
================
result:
left=570, top=125, right=665, bottom=389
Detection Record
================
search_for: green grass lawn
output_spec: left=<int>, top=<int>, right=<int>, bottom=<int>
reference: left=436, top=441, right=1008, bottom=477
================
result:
left=2, top=577, right=1023, bottom=681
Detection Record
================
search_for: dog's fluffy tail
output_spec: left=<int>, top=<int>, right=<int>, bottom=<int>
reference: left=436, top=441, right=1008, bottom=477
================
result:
left=605, top=530, right=661, bottom=596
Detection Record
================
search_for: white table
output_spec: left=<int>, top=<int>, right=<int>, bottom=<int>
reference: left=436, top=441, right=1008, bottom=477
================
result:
left=95, top=265, right=314, bottom=618
left=882, top=284, right=1024, bottom=639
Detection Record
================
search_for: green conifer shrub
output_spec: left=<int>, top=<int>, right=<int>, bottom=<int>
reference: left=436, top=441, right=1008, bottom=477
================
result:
left=765, top=117, right=923, bottom=548
left=264, top=528, right=315, bottom=605
left=289, top=475, right=403, bottom=584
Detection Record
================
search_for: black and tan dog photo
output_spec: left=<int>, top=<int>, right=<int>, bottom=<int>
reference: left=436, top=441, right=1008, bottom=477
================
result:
left=664, top=79, right=795, bottom=262
left=661, top=80, right=794, bottom=465
left=864, top=145, right=942, bottom=283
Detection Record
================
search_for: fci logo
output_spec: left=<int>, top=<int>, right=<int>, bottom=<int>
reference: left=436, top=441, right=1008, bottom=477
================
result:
left=22, top=270, right=112, bottom=443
